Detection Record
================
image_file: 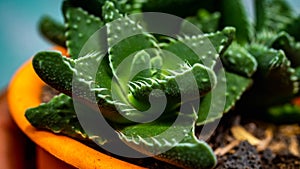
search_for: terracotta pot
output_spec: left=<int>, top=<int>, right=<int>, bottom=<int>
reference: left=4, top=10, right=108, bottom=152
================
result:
left=7, top=59, right=145, bottom=169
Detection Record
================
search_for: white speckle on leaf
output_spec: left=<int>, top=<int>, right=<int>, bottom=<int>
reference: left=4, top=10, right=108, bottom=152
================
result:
left=72, top=25, right=78, bottom=29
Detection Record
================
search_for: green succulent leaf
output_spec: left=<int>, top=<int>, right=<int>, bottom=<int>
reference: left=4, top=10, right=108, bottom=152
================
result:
left=122, top=63, right=216, bottom=123
left=156, top=132, right=216, bottom=169
left=255, top=31, right=300, bottom=67
left=219, top=0, right=252, bottom=44
left=255, top=29, right=278, bottom=47
left=294, top=66, right=300, bottom=83
left=65, top=7, right=104, bottom=59
left=284, top=15, right=300, bottom=42
left=25, top=94, right=106, bottom=143
left=38, top=15, right=66, bottom=47
left=196, top=9, right=221, bottom=33
left=248, top=44, right=292, bottom=77
left=32, top=51, right=74, bottom=95
left=129, top=63, right=216, bottom=100
left=107, top=17, right=158, bottom=75
left=271, top=32, right=300, bottom=67
left=163, top=27, right=235, bottom=69
left=140, top=0, right=214, bottom=18
left=255, top=0, right=295, bottom=32
left=204, top=27, right=236, bottom=57
left=106, top=15, right=159, bottom=108
left=197, top=71, right=252, bottom=125
left=62, top=0, right=138, bottom=19
left=102, top=1, right=122, bottom=23
left=222, top=42, right=257, bottom=77
left=32, top=51, right=114, bottom=104
left=129, top=50, right=153, bottom=82
left=267, top=103, right=300, bottom=124
left=255, top=0, right=267, bottom=31
left=245, top=43, right=298, bottom=107
left=62, top=0, right=105, bottom=19
left=118, top=114, right=217, bottom=169
left=182, top=9, right=220, bottom=34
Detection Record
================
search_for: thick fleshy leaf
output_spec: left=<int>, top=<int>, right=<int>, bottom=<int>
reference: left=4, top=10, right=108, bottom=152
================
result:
left=267, top=103, right=300, bottom=124
left=32, top=50, right=135, bottom=124
left=102, top=1, right=122, bottom=23
left=32, top=51, right=74, bottom=95
left=65, top=7, right=104, bottom=59
left=141, top=0, right=214, bottom=18
left=38, top=15, right=66, bottom=47
left=107, top=16, right=157, bottom=75
left=255, top=29, right=279, bottom=47
left=245, top=43, right=298, bottom=107
left=129, top=63, right=216, bottom=99
left=256, top=31, right=300, bottom=67
left=284, top=15, right=300, bottom=41
left=197, top=71, right=252, bottom=125
left=294, top=66, right=300, bottom=84
left=222, top=42, right=257, bottom=77
left=156, top=132, right=216, bottom=169
left=271, top=32, right=300, bottom=67
left=119, top=115, right=217, bottom=169
left=25, top=94, right=83, bottom=136
left=206, top=27, right=236, bottom=56
left=106, top=14, right=159, bottom=109
left=182, top=9, right=220, bottom=34
left=219, top=0, right=252, bottom=44
left=254, top=0, right=267, bottom=31
left=115, top=63, right=216, bottom=123
left=62, top=0, right=105, bottom=19
left=25, top=94, right=107, bottom=145
left=255, top=0, right=294, bottom=32
left=32, top=51, right=113, bottom=102
left=163, top=27, right=235, bottom=68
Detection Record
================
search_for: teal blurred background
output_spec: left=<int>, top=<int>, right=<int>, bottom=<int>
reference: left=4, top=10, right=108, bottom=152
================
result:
left=0, top=0, right=299, bottom=90
left=0, top=0, right=62, bottom=90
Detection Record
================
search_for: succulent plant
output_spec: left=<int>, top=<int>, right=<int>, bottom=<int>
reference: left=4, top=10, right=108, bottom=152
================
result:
left=25, top=0, right=300, bottom=168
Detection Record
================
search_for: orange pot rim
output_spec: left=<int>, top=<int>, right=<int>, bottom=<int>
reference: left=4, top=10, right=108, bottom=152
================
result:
left=7, top=57, right=144, bottom=169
